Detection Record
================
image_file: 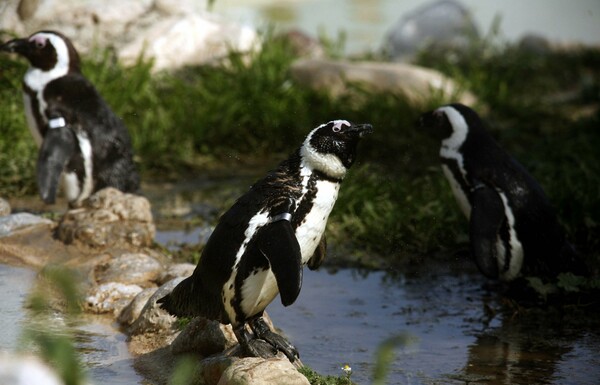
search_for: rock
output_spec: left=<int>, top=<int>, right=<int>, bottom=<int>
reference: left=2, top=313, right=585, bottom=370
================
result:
left=0, top=0, right=259, bottom=71
left=85, top=282, right=143, bottom=315
left=276, top=29, right=325, bottom=59
left=56, top=188, right=155, bottom=248
left=118, top=13, right=260, bottom=71
left=290, top=58, right=476, bottom=105
left=118, top=287, right=157, bottom=326
left=0, top=213, right=53, bottom=238
left=382, top=0, right=479, bottom=62
left=94, top=253, right=163, bottom=286
left=0, top=198, right=11, bottom=216
left=0, top=353, right=64, bottom=385
left=171, top=317, right=237, bottom=356
left=157, top=262, right=195, bottom=285
left=518, top=33, right=552, bottom=55
left=218, top=357, right=310, bottom=385
left=128, top=277, right=184, bottom=335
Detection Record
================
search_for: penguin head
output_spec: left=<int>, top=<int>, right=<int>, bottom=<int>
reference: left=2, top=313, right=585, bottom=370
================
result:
left=0, top=30, right=80, bottom=73
left=419, top=103, right=481, bottom=149
left=300, top=120, right=373, bottom=179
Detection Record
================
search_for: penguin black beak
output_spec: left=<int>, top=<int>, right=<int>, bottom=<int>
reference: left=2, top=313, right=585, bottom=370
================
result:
left=0, top=38, right=28, bottom=54
left=347, top=123, right=374, bottom=138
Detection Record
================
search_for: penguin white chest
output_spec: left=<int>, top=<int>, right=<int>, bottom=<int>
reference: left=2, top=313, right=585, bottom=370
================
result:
left=296, top=179, right=339, bottom=264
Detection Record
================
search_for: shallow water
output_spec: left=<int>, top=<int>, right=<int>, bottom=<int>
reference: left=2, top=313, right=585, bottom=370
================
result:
left=2, top=177, right=600, bottom=384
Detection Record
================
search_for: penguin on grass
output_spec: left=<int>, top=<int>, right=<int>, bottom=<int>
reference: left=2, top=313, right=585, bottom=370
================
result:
left=1, top=30, right=139, bottom=207
left=419, top=103, right=587, bottom=281
left=158, top=120, right=373, bottom=361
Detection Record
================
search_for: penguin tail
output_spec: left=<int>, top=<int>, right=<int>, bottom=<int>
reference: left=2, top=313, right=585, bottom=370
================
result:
left=157, top=276, right=195, bottom=317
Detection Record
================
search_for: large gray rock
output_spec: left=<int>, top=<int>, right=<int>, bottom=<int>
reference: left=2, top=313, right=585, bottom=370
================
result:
left=383, top=0, right=479, bottom=61
left=118, top=287, right=157, bottom=326
left=290, top=58, right=476, bottom=105
left=0, top=0, right=259, bottom=71
left=128, top=277, right=184, bottom=335
left=0, top=213, right=53, bottom=238
left=56, top=188, right=155, bottom=248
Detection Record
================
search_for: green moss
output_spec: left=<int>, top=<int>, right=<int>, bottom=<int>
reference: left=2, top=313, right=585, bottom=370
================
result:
left=299, top=366, right=355, bottom=385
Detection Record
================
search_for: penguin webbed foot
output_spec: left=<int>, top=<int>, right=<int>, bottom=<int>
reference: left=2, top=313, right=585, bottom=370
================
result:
left=234, top=318, right=299, bottom=362
left=250, top=317, right=299, bottom=362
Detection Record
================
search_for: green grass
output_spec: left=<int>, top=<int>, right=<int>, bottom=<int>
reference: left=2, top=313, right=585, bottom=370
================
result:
left=0, top=30, right=598, bottom=269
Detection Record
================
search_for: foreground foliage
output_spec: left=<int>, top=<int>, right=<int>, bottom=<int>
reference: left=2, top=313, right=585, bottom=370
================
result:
left=0, top=31, right=598, bottom=271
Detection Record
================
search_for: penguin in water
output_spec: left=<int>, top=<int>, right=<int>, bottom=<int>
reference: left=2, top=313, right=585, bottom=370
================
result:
left=159, top=120, right=373, bottom=361
left=0, top=31, right=139, bottom=207
left=419, top=103, right=587, bottom=280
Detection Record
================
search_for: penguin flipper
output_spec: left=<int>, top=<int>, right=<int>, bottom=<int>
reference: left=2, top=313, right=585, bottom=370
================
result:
left=257, top=220, right=302, bottom=307
left=37, top=123, right=76, bottom=204
left=469, top=185, right=505, bottom=279
left=307, top=235, right=326, bottom=270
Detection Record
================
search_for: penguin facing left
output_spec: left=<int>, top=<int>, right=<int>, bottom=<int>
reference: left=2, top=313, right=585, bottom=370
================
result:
left=158, top=120, right=373, bottom=362
left=419, top=103, right=587, bottom=281
left=1, top=30, right=140, bottom=206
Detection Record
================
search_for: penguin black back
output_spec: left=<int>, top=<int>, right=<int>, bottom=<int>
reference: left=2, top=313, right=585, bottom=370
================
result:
left=1, top=30, right=139, bottom=206
left=419, top=103, right=587, bottom=280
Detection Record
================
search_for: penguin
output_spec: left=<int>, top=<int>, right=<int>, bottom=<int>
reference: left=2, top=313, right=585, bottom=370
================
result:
left=418, top=103, right=587, bottom=281
left=0, top=30, right=139, bottom=206
left=158, top=120, right=373, bottom=361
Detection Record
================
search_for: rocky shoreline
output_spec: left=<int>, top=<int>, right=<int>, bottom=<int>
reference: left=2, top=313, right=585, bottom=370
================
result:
left=0, top=188, right=310, bottom=385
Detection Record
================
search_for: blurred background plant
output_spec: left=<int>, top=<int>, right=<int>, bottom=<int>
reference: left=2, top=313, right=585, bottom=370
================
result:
left=19, top=264, right=86, bottom=385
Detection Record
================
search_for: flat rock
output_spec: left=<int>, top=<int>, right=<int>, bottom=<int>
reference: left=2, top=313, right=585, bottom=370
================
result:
left=290, top=58, right=476, bottom=105
left=218, top=357, right=310, bottom=385
left=94, top=252, right=163, bottom=286
left=56, top=188, right=155, bottom=248
left=85, top=282, right=144, bottom=315
left=0, top=213, right=53, bottom=238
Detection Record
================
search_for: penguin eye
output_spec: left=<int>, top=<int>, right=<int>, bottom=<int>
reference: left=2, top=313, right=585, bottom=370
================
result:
left=31, top=37, right=46, bottom=49
left=331, top=120, right=349, bottom=133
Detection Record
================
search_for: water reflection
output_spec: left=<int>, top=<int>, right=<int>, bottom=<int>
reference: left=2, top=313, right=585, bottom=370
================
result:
left=461, top=307, right=600, bottom=385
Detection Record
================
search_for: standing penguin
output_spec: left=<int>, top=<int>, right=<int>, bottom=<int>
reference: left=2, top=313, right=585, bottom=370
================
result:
left=158, top=120, right=373, bottom=361
left=0, top=30, right=139, bottom=206
left=419, top=103, right=587, bottom=280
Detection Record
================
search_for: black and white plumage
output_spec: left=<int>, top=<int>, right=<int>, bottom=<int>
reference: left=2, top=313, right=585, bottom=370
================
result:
left=1, top=30, right=139, bottom=206
left=158, top=120, right=373, bottom=361
left=419, top=103, right=587, bottom=281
